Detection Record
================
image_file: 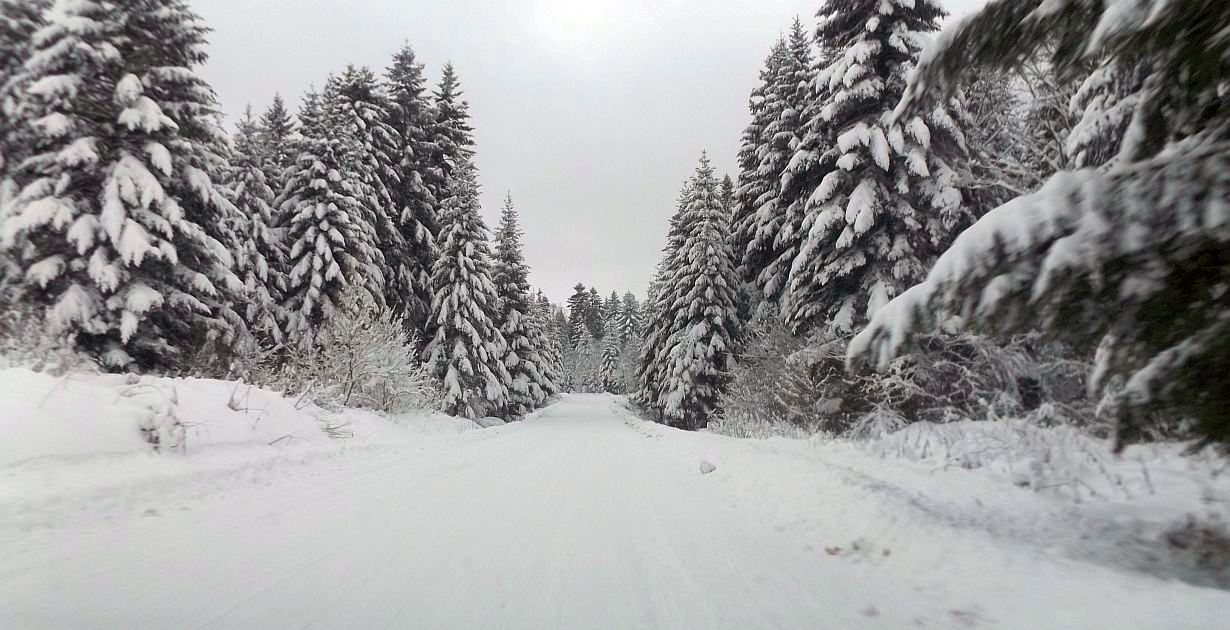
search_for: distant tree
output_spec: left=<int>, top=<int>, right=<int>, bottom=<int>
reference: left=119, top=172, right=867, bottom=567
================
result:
left=258, top=93, right=297, bottom=191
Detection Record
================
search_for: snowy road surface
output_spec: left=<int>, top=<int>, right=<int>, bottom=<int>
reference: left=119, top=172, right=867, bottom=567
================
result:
left=2, top=394, right=1226, bottom=629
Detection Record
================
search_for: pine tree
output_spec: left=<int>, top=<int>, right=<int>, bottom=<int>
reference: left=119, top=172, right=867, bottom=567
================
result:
left=600, top=332, right=621, bottom=393
left=636, top=181, right=694, bottom=412
left=619, top=291, right=642, bottom=345
left=278, top=87, right=383, bottom=344
left=646, top=154, right=741, bottom=429
left=426, top=63, right=474, bottom=213
left=385, top=44, right=439, bottom=338
left=740, top=21, right=816, bottom=311
left=0, top=0, right=249, bottom=369
left=330, top=65, right=405, bottom=317
left=229, top=106, right=285, bottom=343
left=492, top=192, right=556, bottom=416
left=783, top=0, right=968, bottom=335
left=0, top=0, right=49, bottom=181
left=566, top=283, right=590, bottom=347
left=731, top=39, right=786, bottom=291
left=0, top=0, right=50, bottom=287
left=425, top=162, right=509, bottom=418
left=848, top=0, right=1230, bottom=448
left=257, top=93, right=296, bottom=192
left=587, top=286, right=605, bottom=338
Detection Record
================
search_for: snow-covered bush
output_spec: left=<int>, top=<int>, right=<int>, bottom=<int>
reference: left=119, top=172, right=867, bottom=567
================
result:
left=263, top=288, right=438, bottom=414
left=718, top=323, right=1094, bottom=440
left=714, top=320, right=832, bottom=438
left=0, top=298, right=94, bottom=374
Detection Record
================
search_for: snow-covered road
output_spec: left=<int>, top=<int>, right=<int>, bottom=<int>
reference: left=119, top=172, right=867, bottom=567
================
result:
left=2, top=394, right=1226, bottom=629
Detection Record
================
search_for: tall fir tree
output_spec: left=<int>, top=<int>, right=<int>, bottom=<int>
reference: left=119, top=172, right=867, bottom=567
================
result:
left=426, top=63, right=474, bottom=215
left=731, top=39, right=786, bottom=290
left=643, top=154, right=741, bottom=428
left=329, top=65, right=405, bottom=316
left=0, top=0, right=250, bottom=368
left=636, top=180, right=694, bottom=412
left=566, top=282, right=590, bottom=347
left=229, top=106, right=285, bottom=343
left=257, top=93, right=296, bottom=193
left=385, top=44, right=439, bottom=338
left=278, top=87, right=383, bottom=345
left=738, top=21, right=816, bottom=311
left=783, top=0, right=968, bottom=334
left=618, top=291, right=642, bottom=345
left=492, top=192, right=557, bottom=416
left=0, top=0, right=51, bottom=286
left=425, top=162, right=510, bottom=418
left=586, top=286, right=604, bottom=338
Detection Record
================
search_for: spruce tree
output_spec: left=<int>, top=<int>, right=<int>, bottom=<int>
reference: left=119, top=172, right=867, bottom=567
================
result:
left=0, top=0, right=50, bottom=287
left=329, top=66, right=405, bottom=316
left=784, top=0, right=968, bottom=334
left=229, top=106, right=285, bottom=343
left=636, top=181, right=694, bottom=413
left=0, top=0, right=249, bottom=369
left=258, top=93, right=296, bottom=192
left=492, top=192, right=556, bottom=416
left=278, top=87, right=383, bottom=344
left=385, top=44, right=439, bottom=337
left=741, top=21, right=816, bottom=311
left=425, top=162, right=509, bottom=418
left=848, top=0, right=1230, bottom=449
left=566, top=283, right=590, bottom=347
left=426, top=63, right=474, bottom=213
left=731, top=39, right=786, bottom=289
left=650, top=154, right=741, bottom=429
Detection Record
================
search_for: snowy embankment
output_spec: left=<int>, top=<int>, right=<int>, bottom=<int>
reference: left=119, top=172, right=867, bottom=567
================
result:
left=620, top=398, right=1230, bottom=599
left=0, top=367, right=476, bottom=511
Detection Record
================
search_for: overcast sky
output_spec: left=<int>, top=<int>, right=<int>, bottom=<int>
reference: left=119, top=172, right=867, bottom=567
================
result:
left=197, top=0, right=987, bottom=305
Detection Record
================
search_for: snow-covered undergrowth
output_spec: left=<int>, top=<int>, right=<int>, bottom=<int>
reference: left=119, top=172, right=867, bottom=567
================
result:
left=622, top=399, right=1230, bottom=590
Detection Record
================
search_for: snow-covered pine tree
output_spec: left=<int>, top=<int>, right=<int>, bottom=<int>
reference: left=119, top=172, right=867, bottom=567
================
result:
left=619, top=291, right=642, bottom=345
left=636, top=181, right=694, bottom=412
left=531, top=289, right=565, bottom=399
left=425, top=162, right=510, bottom=418
left=1066, top=60, right=1143, bottom=170
left=783, top=0, right=968, bottom=335
left=257, top=93, right=296, bottom=193
left=848, top=0, right=1230, bottom=449
left=385, top=44, right=439, bottom=338
left=0, top=0, right=49, bottom=180
left=566, top=283, right=590, bottom=347
left=278, top=87, right=384, bottom=345
left=587, top=286, right=605, bottom=338
left=0, top=0, right=250, bottom=369
left=425, top=63, right=474, bottom=215
left=604, top=290, right=621, bottom=336
left=651, top=154, right=742, bottom=429
left=229, top=106, right=285, bottom=343
left=742, top=20, right=816, bottom=312
left=493, top=192, right=556, bottom=416
left=600, top=331, right=621, bottom=393
left=0, top=0, right=50, bottom=288
left=329, top=66, right=405, bottom=317
left=731, top=39, right=786, bottom=290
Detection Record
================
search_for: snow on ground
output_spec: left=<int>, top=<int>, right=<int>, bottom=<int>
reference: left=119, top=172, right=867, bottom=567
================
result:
left=1, top=390, right=1227, bottom=628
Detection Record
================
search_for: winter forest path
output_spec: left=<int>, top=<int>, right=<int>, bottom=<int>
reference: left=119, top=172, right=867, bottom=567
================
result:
left=0, top=394, right=935, bottom=629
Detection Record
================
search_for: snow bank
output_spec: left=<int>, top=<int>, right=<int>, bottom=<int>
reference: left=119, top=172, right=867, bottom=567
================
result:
left=617, top=401, right=1230, bottom=591
left=0, top=368, right=474, bottom=468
